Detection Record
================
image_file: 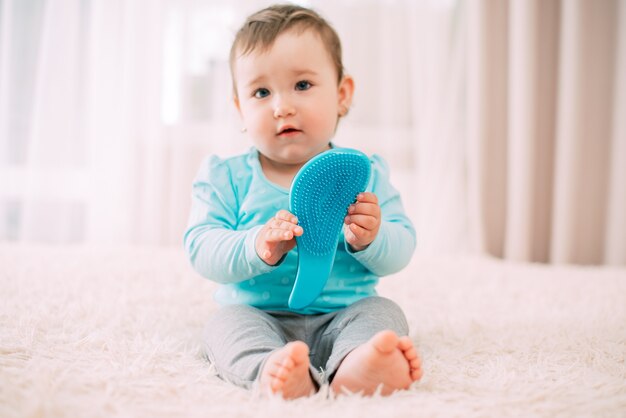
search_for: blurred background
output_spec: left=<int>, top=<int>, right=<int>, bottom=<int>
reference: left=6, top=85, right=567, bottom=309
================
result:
left=0, top=0, right=624, bottom=265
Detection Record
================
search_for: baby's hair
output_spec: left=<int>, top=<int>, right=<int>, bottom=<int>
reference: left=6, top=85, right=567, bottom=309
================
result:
left=229, top=4, right=344, bottom=96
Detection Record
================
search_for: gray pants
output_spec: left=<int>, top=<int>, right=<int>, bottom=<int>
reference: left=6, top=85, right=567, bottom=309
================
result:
left=202, top=296, right=409, bottom=389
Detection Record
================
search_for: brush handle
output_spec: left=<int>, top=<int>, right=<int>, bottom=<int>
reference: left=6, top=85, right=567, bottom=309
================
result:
left=288, top=246, right=337, bottom=309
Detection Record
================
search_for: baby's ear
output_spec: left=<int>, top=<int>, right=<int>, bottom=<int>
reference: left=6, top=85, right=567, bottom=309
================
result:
left=338, top=75, right=355, bottom=111
left=233, top=95, right=241, bottom=114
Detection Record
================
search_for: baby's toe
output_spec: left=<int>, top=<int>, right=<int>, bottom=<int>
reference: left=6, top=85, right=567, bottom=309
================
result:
left=281, top=356, right=295, bottom=370
left=264, top=360, right=281, bottom=377
left=398, top=336, right=414, bottom=351
left=271, top=377, right=284, bottom=391
left=403, top=347, right=418, bottom=361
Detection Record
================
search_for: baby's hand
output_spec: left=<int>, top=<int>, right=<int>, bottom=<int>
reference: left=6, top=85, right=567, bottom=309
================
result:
left=344, top=192, right=381, bottom=252
left=256, top=210, right=303, bottom=266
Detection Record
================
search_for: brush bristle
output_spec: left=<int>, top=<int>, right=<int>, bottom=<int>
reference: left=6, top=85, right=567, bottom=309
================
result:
left=290, top=151, right=371, bottom=256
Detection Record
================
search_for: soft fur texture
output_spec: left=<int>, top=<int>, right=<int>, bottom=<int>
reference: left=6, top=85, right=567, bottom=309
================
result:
left=1, top=244, right=625, bottom=417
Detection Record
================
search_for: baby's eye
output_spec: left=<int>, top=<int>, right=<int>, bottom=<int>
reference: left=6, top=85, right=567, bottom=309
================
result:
left=295, top=80, right=312, bottom=91
left=253, top=88, right=270, bottom=99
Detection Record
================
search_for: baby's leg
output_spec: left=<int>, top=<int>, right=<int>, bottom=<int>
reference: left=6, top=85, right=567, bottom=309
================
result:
left=323, top=297, right=422, bottom=396
left=202, top=305, right=315, bottom=398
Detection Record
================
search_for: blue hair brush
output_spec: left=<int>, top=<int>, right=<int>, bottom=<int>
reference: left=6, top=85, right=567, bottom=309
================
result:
left=288, top=148, right=371, bottom=309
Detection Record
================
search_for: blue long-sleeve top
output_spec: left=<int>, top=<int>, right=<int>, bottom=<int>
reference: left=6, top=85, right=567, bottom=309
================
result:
left=183, top=146, right=416, bottom=315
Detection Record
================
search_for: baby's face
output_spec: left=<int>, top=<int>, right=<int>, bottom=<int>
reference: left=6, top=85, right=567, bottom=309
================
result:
left=233, top=28, right=352, bottom=168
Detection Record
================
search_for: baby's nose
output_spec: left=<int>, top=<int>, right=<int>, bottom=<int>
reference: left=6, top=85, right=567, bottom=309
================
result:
left=273, top=96, right=296, bottom=118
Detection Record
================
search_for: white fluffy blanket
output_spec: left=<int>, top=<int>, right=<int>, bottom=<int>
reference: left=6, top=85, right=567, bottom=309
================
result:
left=1, top=244, right=625, bottom=417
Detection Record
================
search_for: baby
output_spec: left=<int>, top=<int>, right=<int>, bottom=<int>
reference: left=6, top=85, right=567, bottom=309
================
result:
left=184, top=4, right=422, bottom=399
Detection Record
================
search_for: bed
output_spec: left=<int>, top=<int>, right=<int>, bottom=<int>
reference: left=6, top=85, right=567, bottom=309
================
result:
left=1, top=243, right=625, bottom=417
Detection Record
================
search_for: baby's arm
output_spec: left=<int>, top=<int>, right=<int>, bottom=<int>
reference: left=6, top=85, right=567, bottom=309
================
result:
left=184, top=156, right=280, bottom=283
left=255, top=210, right=303, bottom=265
left=348, top=215, right=415, bottom=276
left=344, top=155, right=416, bottom=276
left=185, top=225, right=271, bottom=283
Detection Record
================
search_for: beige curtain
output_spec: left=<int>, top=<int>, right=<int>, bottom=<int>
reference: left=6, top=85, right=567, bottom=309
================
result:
left=467, top=0, right=625, bottom=265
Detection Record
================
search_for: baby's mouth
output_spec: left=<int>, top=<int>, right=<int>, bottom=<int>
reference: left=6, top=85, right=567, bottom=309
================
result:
left=277, top=127, right=302, bottom=137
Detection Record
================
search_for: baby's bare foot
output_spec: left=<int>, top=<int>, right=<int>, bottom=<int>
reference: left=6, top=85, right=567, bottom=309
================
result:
left=330, top=330, right=423, bottom=396
left=259, top=341, right=316, bottom=399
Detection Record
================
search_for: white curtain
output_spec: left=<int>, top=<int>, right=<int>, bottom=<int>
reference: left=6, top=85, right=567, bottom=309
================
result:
left=1, top=0, right=624, bottom=265
left=0, top=0, right=170, bottom=244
